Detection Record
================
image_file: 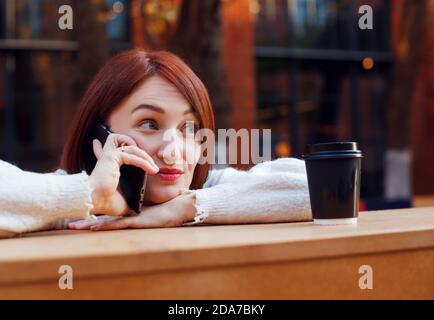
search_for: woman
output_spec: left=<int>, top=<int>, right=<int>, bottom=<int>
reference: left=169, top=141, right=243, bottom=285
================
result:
left=0, top=49, right=311, bottom=237
left=62, top=49, right=311, bottom=231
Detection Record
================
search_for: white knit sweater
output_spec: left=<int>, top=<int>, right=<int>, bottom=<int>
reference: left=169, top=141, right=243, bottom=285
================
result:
left=0, top=158, right=312, bottom=237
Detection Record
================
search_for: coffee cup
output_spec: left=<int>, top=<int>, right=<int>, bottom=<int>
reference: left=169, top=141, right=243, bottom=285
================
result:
left=303, top=142, right=362, bottom=225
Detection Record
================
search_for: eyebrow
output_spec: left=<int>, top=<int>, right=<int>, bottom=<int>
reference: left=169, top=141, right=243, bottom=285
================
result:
left=131, top=104, right=195, bottom=115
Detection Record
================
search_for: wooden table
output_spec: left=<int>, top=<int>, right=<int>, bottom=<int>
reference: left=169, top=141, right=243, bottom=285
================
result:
left=0, top=207, right=433, bottom=299
left=413, top=195, right=434, bottom=208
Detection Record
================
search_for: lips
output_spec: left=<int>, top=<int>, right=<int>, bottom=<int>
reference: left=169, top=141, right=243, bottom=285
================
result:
left=156, top=167, right=184, bottom=182
left=158, top=168, right=184, bottom=174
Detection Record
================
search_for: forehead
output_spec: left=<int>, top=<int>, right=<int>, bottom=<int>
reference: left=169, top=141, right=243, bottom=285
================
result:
left=122, top=75, right=191, bottom=113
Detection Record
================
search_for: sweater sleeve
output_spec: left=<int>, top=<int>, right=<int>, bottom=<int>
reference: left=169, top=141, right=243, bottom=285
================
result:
left=186, top=158, right=312, bottom=225
left=0, top=160, right=93, bottom=236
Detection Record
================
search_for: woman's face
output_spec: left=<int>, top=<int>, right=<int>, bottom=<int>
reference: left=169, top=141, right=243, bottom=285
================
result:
left=107, top=75, right=201, bottom=204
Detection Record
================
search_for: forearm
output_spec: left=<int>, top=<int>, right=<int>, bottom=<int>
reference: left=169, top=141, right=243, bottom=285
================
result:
left=185, top=158, right=312, bottom=225
left=0, top=170, right=93, bottom=235
left=192, top=183, right=311, bottom=224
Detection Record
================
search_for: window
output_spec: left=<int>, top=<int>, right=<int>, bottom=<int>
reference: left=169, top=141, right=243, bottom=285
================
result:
left=0, top=54, right=5, bottom=145
left=254, top=0, right=393, bottom=198
left=0, top=0, right=132, bottom=171
left=15, top=0, right=75, bottom=40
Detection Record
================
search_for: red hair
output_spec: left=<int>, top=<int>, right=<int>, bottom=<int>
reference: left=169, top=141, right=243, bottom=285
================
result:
left=60, top=49, right=215, bottom=189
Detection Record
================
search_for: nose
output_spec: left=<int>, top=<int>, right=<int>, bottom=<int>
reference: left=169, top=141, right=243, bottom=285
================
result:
left=157, top=129, right=184, bottom=165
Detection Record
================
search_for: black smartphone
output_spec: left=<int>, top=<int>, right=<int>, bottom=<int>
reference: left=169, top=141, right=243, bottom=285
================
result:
left=94, top=124, right=147, bottom=214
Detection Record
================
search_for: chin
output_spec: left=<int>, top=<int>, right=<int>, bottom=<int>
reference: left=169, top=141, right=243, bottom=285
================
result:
left=145, top=185, right=183, bottom=204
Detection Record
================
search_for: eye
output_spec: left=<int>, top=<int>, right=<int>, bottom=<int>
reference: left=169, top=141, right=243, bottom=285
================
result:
left=139, top=119, right=158, bottom=130
left=182, top=121, right=199, bottom=135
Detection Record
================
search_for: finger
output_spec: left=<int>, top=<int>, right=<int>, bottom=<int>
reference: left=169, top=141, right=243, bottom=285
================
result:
left=69, top=215, right=115, bottom=229
left=121, top=146, right=159, bottom=171
left=92, top=139, right=103, bottom=160
left=122, top=210, right=176, bottom=229
left=104, top=133, right=137, bottom=151
left=69, top=218, right=99, bottom=230
left=90, top=217, right=131, bottom=231
left=128, top=214, right=182, bottom=228
left=92, top=209, right=182, bottom=230
left=92, top=213, right=160, bottom=230
left=119, top=152, right=159, bottom=174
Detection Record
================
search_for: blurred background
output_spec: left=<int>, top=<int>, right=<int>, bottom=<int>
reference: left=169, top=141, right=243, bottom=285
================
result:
left=0, top=0, right=433, bottom=210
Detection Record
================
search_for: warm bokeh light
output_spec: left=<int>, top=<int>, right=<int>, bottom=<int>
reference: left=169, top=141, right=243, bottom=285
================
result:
left=275, top=141, right=292, bottom=157
left=362, top=57, right=375, bottom=70
left=249, top=0, right=261, bottom=15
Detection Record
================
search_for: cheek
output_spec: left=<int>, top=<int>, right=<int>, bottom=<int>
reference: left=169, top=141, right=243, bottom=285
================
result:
left=184, top=142, right=201, bottom=179
left=128, top=132, right=159, bottom=155
left=184, top=141, right=202, bottom=165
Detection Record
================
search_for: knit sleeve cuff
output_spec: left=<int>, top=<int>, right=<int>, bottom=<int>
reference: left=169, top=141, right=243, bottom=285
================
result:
left=181, top=189, right=209, bottom=226
left=181, top=185, right=231, bottom=226
left=34, top=171, right=94, bottom=232
left=45, top=171, right=93, bottom=221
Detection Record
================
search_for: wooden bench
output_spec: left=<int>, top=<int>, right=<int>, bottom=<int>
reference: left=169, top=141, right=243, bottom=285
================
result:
left=0, top=207, right=433, bottom=299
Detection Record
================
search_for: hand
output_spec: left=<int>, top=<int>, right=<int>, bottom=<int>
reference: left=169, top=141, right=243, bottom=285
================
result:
left=89, top=133, right=159, bottom=216
left=69, top=190, right=197, bottom=230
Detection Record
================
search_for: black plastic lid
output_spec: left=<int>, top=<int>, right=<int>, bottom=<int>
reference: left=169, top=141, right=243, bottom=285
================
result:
left=308, top=142, right=359, bottom=153
left=303, top=142, right=362, bottom=160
